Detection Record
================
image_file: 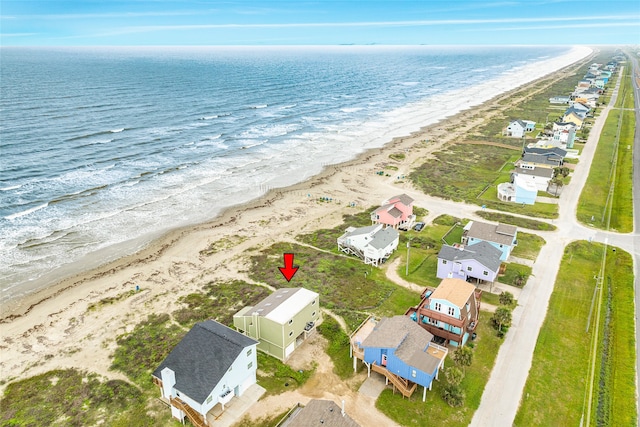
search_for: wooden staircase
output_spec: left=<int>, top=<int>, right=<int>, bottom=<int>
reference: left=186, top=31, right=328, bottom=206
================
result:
left=371, top=363, right=417, bottom=398
left=171, top=397, right=207, bottom=427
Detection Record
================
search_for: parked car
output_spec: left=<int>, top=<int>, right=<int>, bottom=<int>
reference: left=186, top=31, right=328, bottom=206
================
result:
left=413, top=222, right=425, bottom=232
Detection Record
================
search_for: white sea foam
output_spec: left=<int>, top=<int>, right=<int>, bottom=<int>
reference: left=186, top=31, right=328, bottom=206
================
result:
left=5, top=203, right=48, bottom=220
left=0, top=184, right=21, bottom=191
left=110, top=128, right=125, bottom=133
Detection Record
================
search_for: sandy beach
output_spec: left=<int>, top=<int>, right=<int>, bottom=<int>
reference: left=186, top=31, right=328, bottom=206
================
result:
left=0, top=47, right=593, bottom=423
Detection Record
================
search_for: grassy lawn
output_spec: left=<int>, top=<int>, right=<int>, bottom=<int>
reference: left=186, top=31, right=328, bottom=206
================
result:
left=376, top=311, right=502, bottom=426
left=576, top=106, right=635, bottom=232
left=498, top=263, right=532, bottom=287
left=317, top=316, right=359, bottom=380
left=474, top=211, right=556, bottom=231
left=256, top=352, right=315, bottom=397
left=511, top=232, right=546, bottom=260
left=514, top=241, right=636, bottom=426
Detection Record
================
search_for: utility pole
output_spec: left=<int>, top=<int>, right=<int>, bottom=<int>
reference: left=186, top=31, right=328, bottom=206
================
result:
left=406, top=240, right=411, bottom=276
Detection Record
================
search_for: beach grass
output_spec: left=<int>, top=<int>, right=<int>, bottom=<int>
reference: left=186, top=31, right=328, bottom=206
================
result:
left=376, top=310, right=501, bottom=426
left=317, top=316, right=359, bottom=380
left=576, top=107, right=635, bottom=232
left=514, top=242, right=637, bottom=427
left=474, top=211, right=556, bottom=231
left=296, top=207, right=375, bottom=252
left=0, top=369, right=169, bottom=427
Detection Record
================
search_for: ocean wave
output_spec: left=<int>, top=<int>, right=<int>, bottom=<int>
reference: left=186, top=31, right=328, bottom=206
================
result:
left=0, top=184, right=21, bottom=191
left=110, top=128, right=125, bottom=133
left=4, top=203, right=48, bottom=220
left=250, top=104, right=268, bottom=109
left=66, top=128, right=127, bottom=142
left=199, top=115, right=219, bottom=120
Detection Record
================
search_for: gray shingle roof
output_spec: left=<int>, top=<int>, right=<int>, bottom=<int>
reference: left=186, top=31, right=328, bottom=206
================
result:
left=152, top=320, right=258, bottom=404
left=369, top=227, right=399, bottom=250
left=438, top=241, right=502, bottom=272
left=465, top=220, right=517, bottom=247
left=361, top=316, right=439, bottom=375
left=387, top=206, right=403, bottom=218
left=523, top=147, right=567, bottom=158
left=513, top=166, right=554, bottom=179
left=521, top=153, right=561, bottom=166
left=345, top=224, right=379, bottom=237
left=281, top=399, right=361, bottom=427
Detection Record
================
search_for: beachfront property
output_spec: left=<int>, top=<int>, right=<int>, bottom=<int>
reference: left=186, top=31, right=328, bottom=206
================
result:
left=516, top=153, right=561, bottom=170
left=523, top=146, right=566, bottom=165
left=503, top=119, right=536, bottom=138
left=276, top=399, right=361, bottom=427
left=551, top=126, right=576, bottom=148
left=350, top=316, right=448, bottom=401
left=549, top=95, right=571, bottom=104
left=497, top=175, right=537, bottom=205
left=562, top=106, right=588, bottom=129
left=233, top=287, right=320, bottom=362
left=371, top=193, right=415, bottom=230
left=337, top=224, right=399, bottom=267
left=436, top=241, right=502, bottom=283
left=462, top=220, right=517, bottom=261
left=152, top=320, right=260, bottom=427
left=406, top=279, right=481, bottom=347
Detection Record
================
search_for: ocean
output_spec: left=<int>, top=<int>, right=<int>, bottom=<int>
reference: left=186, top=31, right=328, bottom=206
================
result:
left=0, top=45, right=589, bottom=304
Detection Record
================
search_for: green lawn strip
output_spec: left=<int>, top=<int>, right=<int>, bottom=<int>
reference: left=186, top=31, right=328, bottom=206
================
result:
left=376, top=311, right=501, bottom=426
left=498, top=263, right=532, bottom=287
left=514, top=241, right=636, bottom=427
left=296, top=207, right=375, bottom=252
left=474, top=211, right=556, bottom=231
left=317, top=316, right=358, bottom=380
left=576, top=106, right=634, bottom=231
left=0, top=369, right=163, bottom=427
left=510, top=232, right=546, bottom=260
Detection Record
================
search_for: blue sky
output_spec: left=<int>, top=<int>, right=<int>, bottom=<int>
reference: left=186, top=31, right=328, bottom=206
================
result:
left=2, top=1, right=639, bottom=46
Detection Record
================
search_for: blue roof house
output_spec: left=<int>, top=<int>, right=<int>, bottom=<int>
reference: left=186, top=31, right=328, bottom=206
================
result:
left=350, top=316, right=448, bottom=402
left=462, top=220, right=518, bottom=261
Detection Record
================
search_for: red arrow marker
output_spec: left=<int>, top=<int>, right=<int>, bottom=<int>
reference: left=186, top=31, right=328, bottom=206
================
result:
left=278, top=253, right=299, bottom=282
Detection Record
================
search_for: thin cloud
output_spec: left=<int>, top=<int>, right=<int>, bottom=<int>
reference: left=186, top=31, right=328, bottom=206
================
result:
left=468, top=21, right=640, bottom=31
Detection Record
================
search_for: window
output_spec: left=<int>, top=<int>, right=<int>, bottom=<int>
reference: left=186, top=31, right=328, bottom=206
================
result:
left=288, top=319, right=293, bottom=325
left=434, top=302, right=441, bottom=311
left=483, top=271, right=488, bottom=276
left=467, top=266, right=472, bottom=271
left=312, top=299, right=316, bottom=305
left=429, top=317, right=437, bottom=325
left=500, top=244, right=503, bottom=248
left=247, top=362, right=253, bottom=369
left=206, top=396, right=213, bottom=404
left=312, top=311, right=316, bottom=317
left=448, top=307, right=455, bottom=316
left=442, top=260, right=447, bottom=264
left=228, top=365, right=233, bottom=372
left=247, top=349, right=252, bottom=357
left=289, top=331, right=293, bottom=337
left=411, top=370, right=417, bottom=378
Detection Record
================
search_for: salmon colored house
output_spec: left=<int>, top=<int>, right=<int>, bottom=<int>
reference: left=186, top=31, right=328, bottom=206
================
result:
left=371, top=194, right=415, bottom=229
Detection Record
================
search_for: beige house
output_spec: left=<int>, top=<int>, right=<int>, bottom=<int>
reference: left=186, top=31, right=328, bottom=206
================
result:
left=233, top=287, right=321, bottom=361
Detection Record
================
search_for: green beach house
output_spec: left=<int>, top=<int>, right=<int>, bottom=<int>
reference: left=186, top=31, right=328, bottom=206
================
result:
left=233, top=287, right=321, bottom=361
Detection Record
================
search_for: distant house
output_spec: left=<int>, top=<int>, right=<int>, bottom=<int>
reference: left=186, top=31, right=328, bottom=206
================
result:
left=594, top=79, right=606, bottom=89
left=523, top=146, right=567, bottom=164
left=337, top=224, right=399, bottom=266
left=406, top=279, right=482, bottom=347
left=462, top=220, right=517, bottom=261
left=570, top=102, right=590, bottom=114
left=234, top=287, right=320, bottom=362
left=497, top=175, right=537, bottom=205
left=276, top=400, right=361, bottom=427
left=436, top=241, right=502, bottom=283
left=552, top=127, right=576, bottom=148
left=503, top=119, right=535, bottom=138
left=351, top=316, right=448, bottom=401
left=371, top=194, right=415, bottom=229
left=562, top=110, right=586, bottom=129
left=577, top=80, right=591, bottom=88
left=549, top=96, right=571, bottom=104
left=153, top=320, right=260, bottom=427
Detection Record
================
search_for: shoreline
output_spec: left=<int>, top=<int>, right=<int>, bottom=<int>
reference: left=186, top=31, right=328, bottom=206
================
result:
left=0, top=47, right=594, bottom=395
left=1, top=46, right=591, bottom=319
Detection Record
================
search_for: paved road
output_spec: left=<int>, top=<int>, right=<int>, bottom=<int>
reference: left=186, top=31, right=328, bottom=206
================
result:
left=624, top=50, right=640, bottom=426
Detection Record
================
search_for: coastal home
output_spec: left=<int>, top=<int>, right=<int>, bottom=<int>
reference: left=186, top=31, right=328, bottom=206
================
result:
left=234, top=287, right=320, bottom=362
left=406, top=279, right=482, bottom=347
left=350, top=316, right=448, bottom=401
left=523, top=146, right=566, bottom=165
left=570, top=102, right=590, bottom=114
left=462, top=220, right=517, bottom=261
left=552, top=127, right=576, bottom=148
left=549, top=95, right=571, bottom=104
left=337, top=224, right=399, bottom=266
left=595, top=78, right=606, bottom=89
left=503, top=119, right=536, bottom=138
left=561, top=109, right=586, bottom=130
left=436, top=241, right=502, bottom=283
left=276, top=400, right=360, bottom=427
left=516, top=153, right=562, bottom=169
left=577, top=80, right=591, bottom=88
left=511, top=164, right=554, bottom=192
left=371, top=194, right=415, bottom=229
left=153, top=320, right=260, bottom=427
left=497, top=175, right=537, bottom=205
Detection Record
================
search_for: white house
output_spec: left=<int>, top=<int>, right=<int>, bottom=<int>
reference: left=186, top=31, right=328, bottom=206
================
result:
left=337, top=224, right=399, bottom=266
left=511, top=165, right=554, bottom=192
left=503, top=119, right=536, bottom=138
left=153, top=320, right=260, bottom=426
left=497, top=175, right=537, bottom=205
